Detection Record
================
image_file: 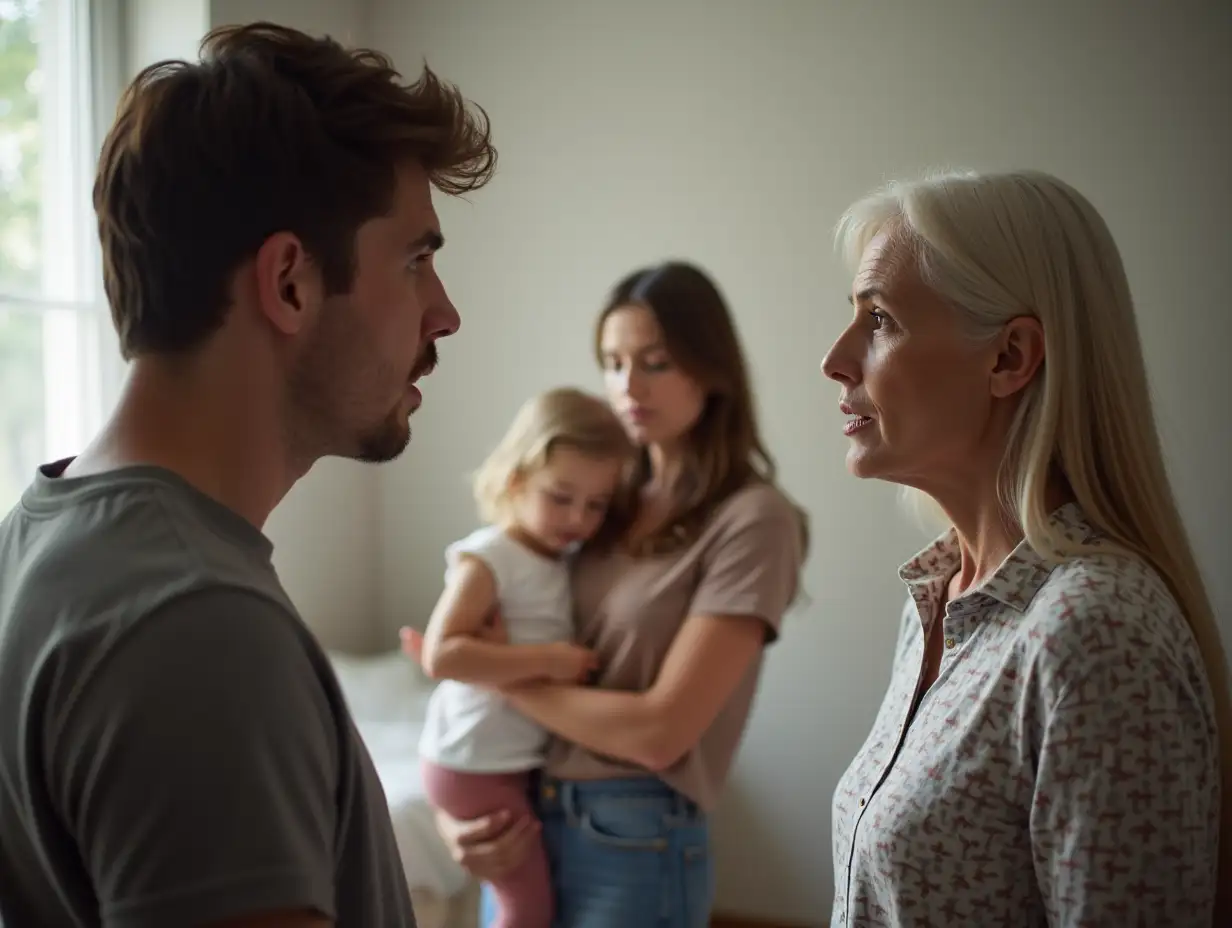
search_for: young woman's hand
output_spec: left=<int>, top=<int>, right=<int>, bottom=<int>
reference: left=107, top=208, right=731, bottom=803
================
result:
left=433, top=807, right=540, bottom=879
left=542, top=641, right=599, bottom=683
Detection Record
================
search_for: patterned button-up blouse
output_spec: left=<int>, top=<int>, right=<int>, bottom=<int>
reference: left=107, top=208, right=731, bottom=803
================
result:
left=831, top=504, right=1220, bottom=927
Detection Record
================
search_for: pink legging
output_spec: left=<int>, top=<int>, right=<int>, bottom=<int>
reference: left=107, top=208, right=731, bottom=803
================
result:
left=420, top=761, right=551, bottom=928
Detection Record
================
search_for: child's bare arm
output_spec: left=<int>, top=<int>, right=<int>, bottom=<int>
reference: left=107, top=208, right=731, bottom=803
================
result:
left=419, top=555, right=595, bottom=686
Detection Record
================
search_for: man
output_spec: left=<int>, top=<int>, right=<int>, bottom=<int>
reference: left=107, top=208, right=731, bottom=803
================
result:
left=0, top=22, right=495, bottom=928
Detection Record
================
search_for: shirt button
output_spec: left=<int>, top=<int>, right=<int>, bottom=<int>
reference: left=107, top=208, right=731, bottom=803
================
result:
left=858, top=797, right=866, bottom=808
left=945, top=637, right=956, bottom=649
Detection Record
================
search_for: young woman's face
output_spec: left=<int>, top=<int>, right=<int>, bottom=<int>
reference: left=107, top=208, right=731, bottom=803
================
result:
left=598, top=305, right=706, bottom=448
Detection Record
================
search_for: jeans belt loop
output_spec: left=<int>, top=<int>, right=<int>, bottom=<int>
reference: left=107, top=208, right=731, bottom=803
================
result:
left=559, top=780, right=581, bottom=823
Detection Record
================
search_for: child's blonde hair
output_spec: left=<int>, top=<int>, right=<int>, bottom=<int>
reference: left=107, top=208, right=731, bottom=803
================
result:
left=473, top=387, right=634, bottom=525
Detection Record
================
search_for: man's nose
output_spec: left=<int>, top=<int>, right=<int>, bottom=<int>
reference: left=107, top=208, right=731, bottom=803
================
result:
left=425, top=273, right=461, bottom=339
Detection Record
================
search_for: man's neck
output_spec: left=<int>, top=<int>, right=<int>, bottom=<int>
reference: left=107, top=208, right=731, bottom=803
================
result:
left=65, top=356, right=307, bottom=529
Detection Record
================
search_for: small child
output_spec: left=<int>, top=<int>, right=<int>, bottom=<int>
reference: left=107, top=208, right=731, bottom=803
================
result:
left=416, top=387, right=634, bottom=928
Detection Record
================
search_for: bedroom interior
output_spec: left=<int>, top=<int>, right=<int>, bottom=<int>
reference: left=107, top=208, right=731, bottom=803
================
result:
left=9, top=1, right=1227, bottom=926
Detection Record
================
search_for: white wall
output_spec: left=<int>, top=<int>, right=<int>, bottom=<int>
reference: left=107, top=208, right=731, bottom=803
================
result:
left=369, top=0, right=1232, bottom=920
left=124, top=0, right=208, bottom=66
left=121, top=0, right=381, bottom=653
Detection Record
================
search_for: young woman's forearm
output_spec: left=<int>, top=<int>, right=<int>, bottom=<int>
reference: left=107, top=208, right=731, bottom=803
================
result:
left=503, top=684, right=677, bottom=770
left=504, top=614, right=768, bottom=771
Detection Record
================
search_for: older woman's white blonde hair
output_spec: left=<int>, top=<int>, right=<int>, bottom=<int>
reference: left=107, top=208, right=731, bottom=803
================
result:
left=472, top=386, right=633, bottom=525
left=837, top=169, right=1231, bottom=909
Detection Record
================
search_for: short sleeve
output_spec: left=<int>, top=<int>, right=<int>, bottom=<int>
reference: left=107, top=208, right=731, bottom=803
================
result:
left=46, top=588, right=339, bottom=928
left=687, top=485, right=805, bottom=642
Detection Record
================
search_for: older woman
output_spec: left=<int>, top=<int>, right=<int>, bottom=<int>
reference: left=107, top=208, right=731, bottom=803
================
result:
left=822, top=170, right=1229, bottom=927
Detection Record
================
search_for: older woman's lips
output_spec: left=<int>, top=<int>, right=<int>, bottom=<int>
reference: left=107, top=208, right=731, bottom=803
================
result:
left=843, top=415, right=874, bottom=436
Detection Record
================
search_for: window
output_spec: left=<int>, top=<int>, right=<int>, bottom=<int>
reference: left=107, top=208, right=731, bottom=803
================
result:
left=0, top=0, right=123, bottom=511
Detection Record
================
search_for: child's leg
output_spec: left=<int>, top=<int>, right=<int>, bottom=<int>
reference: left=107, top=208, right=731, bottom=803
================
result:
left=420, top=762, right=552, bottom=928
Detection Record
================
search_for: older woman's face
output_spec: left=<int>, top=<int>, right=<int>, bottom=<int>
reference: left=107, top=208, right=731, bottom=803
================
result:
left=820, top=230, right=998, bottom=491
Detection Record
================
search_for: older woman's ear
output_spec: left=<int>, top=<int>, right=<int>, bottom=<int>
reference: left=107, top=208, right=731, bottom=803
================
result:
left=988, top=315, right=1046, bottom=399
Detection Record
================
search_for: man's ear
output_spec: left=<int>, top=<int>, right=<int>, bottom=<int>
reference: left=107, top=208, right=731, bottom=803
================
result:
left=989, top=315, right=1046, bottom=399
left=252, top=232, right=321, bottom=336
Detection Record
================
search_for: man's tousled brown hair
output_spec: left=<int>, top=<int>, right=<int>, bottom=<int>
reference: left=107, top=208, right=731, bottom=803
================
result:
left=94, top=21, right=496, bottom=359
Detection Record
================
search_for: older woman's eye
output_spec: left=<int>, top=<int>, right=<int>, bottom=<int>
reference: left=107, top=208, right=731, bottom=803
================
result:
left=868, top=309, right=891, bottom=330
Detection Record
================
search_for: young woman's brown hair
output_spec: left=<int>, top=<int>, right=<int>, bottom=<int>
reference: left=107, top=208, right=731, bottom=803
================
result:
left=595, top=261, right=807, bottom=555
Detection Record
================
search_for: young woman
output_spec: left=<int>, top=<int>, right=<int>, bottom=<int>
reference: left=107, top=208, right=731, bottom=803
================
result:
left=412, top=262, right=808, bottom=927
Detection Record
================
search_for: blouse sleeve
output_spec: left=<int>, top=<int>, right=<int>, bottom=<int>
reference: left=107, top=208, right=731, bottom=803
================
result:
left=1029, top=651, right=1219, bottom=926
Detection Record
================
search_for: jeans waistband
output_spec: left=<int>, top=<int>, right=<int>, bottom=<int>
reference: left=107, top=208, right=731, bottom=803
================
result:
left=538, top=775, right=701, bottom=820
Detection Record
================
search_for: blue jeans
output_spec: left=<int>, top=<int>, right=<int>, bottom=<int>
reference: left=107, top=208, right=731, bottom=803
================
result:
left=479, top=775, right=714, bottom=928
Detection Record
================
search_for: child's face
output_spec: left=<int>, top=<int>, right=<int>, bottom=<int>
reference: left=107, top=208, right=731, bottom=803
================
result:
left=511, top=446, right=624, bottom=554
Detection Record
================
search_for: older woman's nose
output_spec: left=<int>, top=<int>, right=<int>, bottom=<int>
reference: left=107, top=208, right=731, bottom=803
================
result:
left=822, top=333, right=859, bottom=385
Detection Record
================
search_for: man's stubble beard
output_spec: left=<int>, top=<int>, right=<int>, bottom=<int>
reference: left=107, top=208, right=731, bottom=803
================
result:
left=286, top=308, right=428, bottom=466
left=354, top=406, right=413, bottom=464
left=354, top=338, right=440, bottom=463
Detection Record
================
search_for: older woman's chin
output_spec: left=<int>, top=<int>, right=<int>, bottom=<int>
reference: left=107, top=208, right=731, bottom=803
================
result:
left=844, top=448, right=882, bottom=479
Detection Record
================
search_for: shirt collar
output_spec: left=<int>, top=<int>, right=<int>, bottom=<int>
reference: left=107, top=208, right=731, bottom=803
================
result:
left=898, top=502, right=1096, bottom=614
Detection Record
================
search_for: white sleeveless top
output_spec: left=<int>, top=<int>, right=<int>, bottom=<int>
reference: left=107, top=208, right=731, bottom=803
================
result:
left=417, top=525, right=574, bottom=773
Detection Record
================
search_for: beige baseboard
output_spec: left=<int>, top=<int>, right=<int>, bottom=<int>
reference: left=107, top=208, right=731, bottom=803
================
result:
left=711, top=915, right=812, bottom=928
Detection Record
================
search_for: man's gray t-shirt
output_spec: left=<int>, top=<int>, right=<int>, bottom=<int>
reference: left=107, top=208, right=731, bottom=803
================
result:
left=0, top=461, right=417, bottom=927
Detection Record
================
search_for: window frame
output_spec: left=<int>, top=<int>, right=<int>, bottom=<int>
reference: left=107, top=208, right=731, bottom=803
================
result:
left=0, top=0, right=127, bottom=477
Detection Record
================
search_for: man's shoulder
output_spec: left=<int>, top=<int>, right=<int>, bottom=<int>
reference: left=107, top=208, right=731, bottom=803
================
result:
left=1, top=466, right=307, bottom=731
left=4, top=464, right=293, bottom=626
left=40, top=584, right=345, bottom=792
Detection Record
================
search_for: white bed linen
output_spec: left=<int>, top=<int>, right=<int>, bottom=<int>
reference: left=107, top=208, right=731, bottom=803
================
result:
left=326, top=648, right=471, bottom=903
